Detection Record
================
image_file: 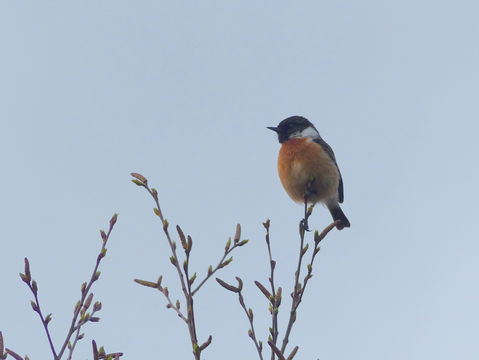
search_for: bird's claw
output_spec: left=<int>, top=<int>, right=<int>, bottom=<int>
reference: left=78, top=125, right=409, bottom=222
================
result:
left=301, top=218, right=311, bottom=232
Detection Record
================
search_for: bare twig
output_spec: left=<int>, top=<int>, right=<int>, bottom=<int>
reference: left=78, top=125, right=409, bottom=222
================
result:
left=0, top=332, right=4, bottom=360
left=5, top=348, right=24, bottom=360
left=268, top=341, right=286, bottom=360
left=192, top=224, right=247, bottom=296
left=263, top=219, right=280, bottom=360
left=133, top=173, right=200, bottom=358
left=279, top=199, right=311, bottom=354
left=66, top=299, right=102, bottom=360
left=20, top=257, right=57, bottom=359
left=132, top=172, right=247, bottom=360
left=19, top=214, right=118, bottom=360
left=296, top=220, right=339, bottom=308
left=133, top=277, right=189, bottom=322
left=279, top=200, right=338, bottom=356
left=57, top=213, right=118, bottom=359
left=1, top=332, right=23, bottom=360
left=92, top=340, right=123, bottom=360
left=217, top=202, right=339, bottom=360
left=216, top=277, right=264, bottom=360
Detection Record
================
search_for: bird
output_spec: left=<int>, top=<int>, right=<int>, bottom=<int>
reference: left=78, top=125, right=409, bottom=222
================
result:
left=267, top=116, right=350, bottom=230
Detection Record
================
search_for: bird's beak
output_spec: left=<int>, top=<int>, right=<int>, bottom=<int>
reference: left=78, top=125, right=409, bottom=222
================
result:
left=267, top=126, right=279, bottom=132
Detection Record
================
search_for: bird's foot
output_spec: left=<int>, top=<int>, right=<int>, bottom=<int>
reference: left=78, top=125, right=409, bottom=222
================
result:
left=300, top=218, right=311, bottom=232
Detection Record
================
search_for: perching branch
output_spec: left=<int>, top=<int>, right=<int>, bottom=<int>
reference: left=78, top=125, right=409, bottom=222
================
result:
left=218, top=196, right=340, bottom=360
left=279, top=200, right=339, bottom=355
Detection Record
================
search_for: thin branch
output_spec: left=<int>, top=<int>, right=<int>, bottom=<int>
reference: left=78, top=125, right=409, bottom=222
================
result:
left=132, top=173, right=246, bottom=360
left=296, top=220, right=339, bottom=308
left=19, top=258, right=57, bottom=359
left=268, top=341, right=285, bottom=360
left=138, top=178, right=200, bottom=358
left=162, top=288, right=188, bottom=323
left=134, top=277, right=189, bottom=322
left=57, top=214, right=118, bottom=359
left=18, top=214, right=118, bottom=360
left=263, top=220, right=279, bottom=360
left=183, top=244, right=201, bottom=359
left=192, top=232, right=247, bottom=296
left=5, top=348, right=24, bottom=360
left=147, top=186, right=190, bottom=301
left=279, top=198, right=311, bottom=354
left=66, top=302, right=102, bottom=360
left=26, top=276, right=57, bottom=358
left=1, top=331, right=24, bottom=360
left=240, top=293, right=264, bottom=360
left=279, top=201, right=339, bottom=356
left=92, top=340, right=123, bottom=360
left=216, top=277, right=264, bottom=360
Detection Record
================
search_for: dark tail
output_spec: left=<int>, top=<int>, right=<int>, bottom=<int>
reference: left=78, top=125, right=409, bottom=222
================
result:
left=327, top=204, right=350, bottom=230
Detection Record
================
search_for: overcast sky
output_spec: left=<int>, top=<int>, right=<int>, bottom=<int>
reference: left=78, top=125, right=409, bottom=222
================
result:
left=1, top=1, right=478, bottom=359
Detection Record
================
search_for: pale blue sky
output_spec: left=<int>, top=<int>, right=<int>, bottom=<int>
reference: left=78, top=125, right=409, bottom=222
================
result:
left=1, top=1, right=478, bottom=359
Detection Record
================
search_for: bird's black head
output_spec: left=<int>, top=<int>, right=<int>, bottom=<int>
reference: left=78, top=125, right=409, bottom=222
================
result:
left=267, top=116, right=318, bottom=143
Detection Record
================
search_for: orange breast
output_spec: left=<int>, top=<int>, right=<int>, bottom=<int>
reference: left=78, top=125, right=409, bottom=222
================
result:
left=277, top=138, right=339, bottom=204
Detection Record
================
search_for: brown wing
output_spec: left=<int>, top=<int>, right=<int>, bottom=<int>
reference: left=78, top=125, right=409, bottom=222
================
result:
left=313, top=138, right=344, bottom=203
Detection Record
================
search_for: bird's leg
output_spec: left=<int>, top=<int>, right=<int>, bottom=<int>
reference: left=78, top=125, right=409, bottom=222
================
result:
left=301, top=194, right=310, bottom=232
left=301, top=179, right=317, bottom=232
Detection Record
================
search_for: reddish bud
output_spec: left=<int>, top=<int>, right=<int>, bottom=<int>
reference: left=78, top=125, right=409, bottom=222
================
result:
left=235, top=277, right=243, bottom=291
left=93, top=301, right=102, bottom=312
left=262, top=219, right=270, bottom=229
left=199, top=335, right=212, bottom=351
left=109, top=213, right=118, bottom=227
left=84, top=293, right=94, bottom=310
left=176, top=225, right=187, bottom=250
left=254, top=281, right=272, bottom=299
left=23, top=258, right=31, bottom=282
left=215, top=278, right=240, bottom=293
left=187, top=235, right=193, bottom=252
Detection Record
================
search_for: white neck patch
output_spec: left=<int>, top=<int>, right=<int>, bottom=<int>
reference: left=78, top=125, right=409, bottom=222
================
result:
left=290, top=125, right=319, bottom=139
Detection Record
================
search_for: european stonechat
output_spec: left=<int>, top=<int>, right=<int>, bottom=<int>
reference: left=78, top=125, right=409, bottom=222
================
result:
left=268, top=116, right=350, bottom=230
